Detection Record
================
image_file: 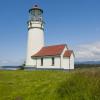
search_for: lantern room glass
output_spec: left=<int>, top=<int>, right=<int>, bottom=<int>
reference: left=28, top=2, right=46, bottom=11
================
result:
left=29, top=8, right=43, bottom=22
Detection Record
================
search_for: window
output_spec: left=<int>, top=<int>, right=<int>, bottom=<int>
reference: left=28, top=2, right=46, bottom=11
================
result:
left=52, top=57, right=54, bottom=66
left=41, top=58, right=43, bottom=66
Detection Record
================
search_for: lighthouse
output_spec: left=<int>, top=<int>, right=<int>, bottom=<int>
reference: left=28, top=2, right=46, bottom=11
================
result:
left=26, top=5, right=45, bottom=66
left=25, top=4, right=74, bottom=69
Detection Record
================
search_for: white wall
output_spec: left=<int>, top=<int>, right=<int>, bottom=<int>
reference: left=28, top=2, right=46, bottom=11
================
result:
left=36, top=57, right=61, bottom=68
left=60, top=46, right=68, bottom=68
left=69, top=53, right=74, bottom=69
left=26, top=21, right=44, bottom=67
left=62, top=54, right=74, bottom=69
left=63, top=57, right=70, bottom=69
left=60, top=46, right=74, bottom=69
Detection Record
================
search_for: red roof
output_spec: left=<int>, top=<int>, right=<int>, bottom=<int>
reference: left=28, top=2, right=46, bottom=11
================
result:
left=32, top=44, right=67, bottom=57
left=63, top=50, right=73, bottom=57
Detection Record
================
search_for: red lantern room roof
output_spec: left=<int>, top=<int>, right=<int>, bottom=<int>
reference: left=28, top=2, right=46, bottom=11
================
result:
left=29, top=4, right=43, bottom=13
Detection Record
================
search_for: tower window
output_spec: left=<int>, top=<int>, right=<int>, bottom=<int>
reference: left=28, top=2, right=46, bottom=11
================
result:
left=41, top=58, right=43, bottom=66
left=52, top=57, right=55, bottom=66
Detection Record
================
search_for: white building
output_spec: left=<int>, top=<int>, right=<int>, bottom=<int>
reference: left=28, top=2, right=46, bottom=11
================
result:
left=25, top=5, right=74, bottom=69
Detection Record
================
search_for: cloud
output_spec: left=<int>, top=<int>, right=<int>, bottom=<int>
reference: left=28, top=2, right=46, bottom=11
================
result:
left=75, top=41, right=100, bottom=61
left=0, top=59, right=24, bottom=66
left=0, top=60, right=9, bottom=65
left=1, top=42, right=100, bottom=65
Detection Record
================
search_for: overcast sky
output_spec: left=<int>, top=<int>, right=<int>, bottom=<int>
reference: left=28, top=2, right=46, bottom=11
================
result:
left=0, top=0, right=100, bottom=66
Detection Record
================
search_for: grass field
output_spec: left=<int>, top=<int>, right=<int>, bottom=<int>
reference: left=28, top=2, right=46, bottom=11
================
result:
left=0, top=68, right=100, bottom=100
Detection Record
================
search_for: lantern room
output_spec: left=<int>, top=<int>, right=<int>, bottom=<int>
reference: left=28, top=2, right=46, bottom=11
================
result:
left=29, top=5, right=43, bottom=22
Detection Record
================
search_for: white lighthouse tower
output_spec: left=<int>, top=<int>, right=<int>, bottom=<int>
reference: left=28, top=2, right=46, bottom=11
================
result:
left=26, top=5, right=44, bottom=66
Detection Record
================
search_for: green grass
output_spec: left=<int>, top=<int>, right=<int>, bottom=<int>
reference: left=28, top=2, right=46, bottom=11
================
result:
left=0, top=68, right=100, bottom=100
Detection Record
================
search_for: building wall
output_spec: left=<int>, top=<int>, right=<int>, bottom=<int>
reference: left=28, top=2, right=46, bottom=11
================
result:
left=62, top=54, right=74, bottom=69
left=69, top=53, right=74, bottom=69
left=26, top=21, right=44, bottom=67
left=60, top=46, right=68, bottom=68
left=60, top=46, right=74, bottom=69
left=36, top=57, right=61, bottom=68
left=62, top=57, right=70, bottom=69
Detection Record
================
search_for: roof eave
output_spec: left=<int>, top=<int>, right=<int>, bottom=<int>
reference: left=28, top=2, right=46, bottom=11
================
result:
left=31, top=55, right=60, bottom=58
